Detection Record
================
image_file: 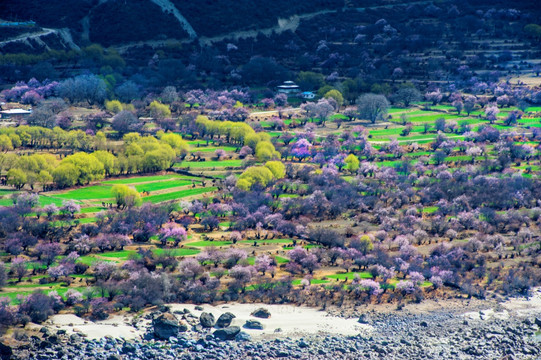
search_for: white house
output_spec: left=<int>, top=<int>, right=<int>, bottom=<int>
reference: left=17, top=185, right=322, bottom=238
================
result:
left=0, top=108, right=32, bottom=119
left=277, top=81, right=300, bottom=94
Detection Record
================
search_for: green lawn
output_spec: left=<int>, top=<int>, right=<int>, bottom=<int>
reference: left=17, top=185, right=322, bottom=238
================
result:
left=143, top=187, right=217, bottom=203
left=55, top=185, right=113, bottom=200
left=188, top=240, right=232, bottom=247
left=422, top=206, right=439, bottom=214
left=192, top=146, right=238, bottom=153
left=79, top=206, right=106, bottom=214
left=37, top=196, right=67, bottom=207
left=175, top=160, right=243, bottom=168
left=325, top=272, right=373, bottom=280
left=239, top=239, right=295, bottom=245
left=98, top=250, right=137, bottom=260
left=292, top=279, right=330, bottom=285
left=134, top=180, right=191, bottom=192
left=283, top=244, right=321, bottom=250
left=102, top=174, right=192, bottom=185
left=152, top=248, right=200, bottom=256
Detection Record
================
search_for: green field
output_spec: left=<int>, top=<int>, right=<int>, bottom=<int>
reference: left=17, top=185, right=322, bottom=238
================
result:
left=188, top=240, right=232, bottom=247
left=175, top=160, right=243, bottom=168
left=134, top=180, right=191, bottom=192
left=143, top=187, right=217, bottom=203
left=102, top=174, right=193, bottom=185
left=55, top=185, right=114, bottom=200
left=325, top=272, right=373, bottom=280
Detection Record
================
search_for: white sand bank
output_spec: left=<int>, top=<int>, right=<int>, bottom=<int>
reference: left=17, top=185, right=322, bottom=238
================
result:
left=44, top=313, right=145, bottom=340
left=46, top=303, right=372, bottom=340
left=170, top=303, right=373, bottom=338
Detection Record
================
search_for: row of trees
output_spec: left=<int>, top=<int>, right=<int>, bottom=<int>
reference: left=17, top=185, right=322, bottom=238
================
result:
left=0, top=132, right=188, bottom=190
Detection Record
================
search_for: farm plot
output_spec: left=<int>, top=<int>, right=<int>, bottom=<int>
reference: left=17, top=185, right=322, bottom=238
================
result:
left=174, top=160, right=243, bottom=169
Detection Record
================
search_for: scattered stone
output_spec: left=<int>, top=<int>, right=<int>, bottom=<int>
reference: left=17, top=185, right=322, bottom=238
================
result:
left=235, top=331, right=252, bottom=341
left=358, top=314, right=370, bottom=324
left=251, top=308, right=271, bottom=319
left=213, top=326, right=241, bottom=341
left=200, top=312, right=216, bottom=328
left=216, top=312, right=236, bottom=328
left=153, top=313, right=187, bottom=340
left=195, top=306, right=204, bottom=311
left=244, top=320, right=264, bottom=330
left=122, top=343, right=136, bottom=354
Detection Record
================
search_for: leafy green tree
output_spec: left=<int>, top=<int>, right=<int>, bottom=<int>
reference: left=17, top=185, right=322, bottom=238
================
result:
left=92, top=150, right=117, bottom=176
left=296, top=71, right=325, bottom=90
left=255, top=141, right=279, bottom=162
left=7, top=168, right=27, bottom=189
left=111, top=184, right=142, bottom=209
left=142, top=145, right=176, bottom=172
left=160, top=133, right=189, bottom=158
left=344, top=154, right=360, bottom=173
left=324, top=89, right=344, bottom=108
left=52, top=163, right=80, bottom=188
left=37, top=170, right=53, bottom=189
left=105, top=100, right=123, bottom=114
left=0, top=135, right=13, bottom=152
left=356, top=235, right=373, bottom=255
left=525, top=24, right=541, bottom=40
left=61, top=152, right=105, bottom=185
left=237, top=166, right=274, bottom=190
left=265, top=161, right=286, bottom=179
left=149, top=101, right=171, bottom=119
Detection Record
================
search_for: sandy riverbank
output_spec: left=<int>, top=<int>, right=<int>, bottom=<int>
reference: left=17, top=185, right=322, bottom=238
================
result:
left=45, top=303, right=372, bottom=340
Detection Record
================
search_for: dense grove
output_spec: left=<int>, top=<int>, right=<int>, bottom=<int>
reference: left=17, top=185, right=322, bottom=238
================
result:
left=0, top=0, right=541, bottom=340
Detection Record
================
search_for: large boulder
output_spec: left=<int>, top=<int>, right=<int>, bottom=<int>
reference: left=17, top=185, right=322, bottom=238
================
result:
left=0, top=342, right=12, bottom=360
left=216, top=312, right=236, bottom=328
left=153, top=313, right=187, bottom=340
left=213, top=326, right=241, bottom=341
left=251, top=308, right=271, bottom=319
left=235, top=331, right=252, bottom=341
left=244, top=320, right=264, bottom=330
left=200, top=312, right=215, bottom=328
left=358, top=314, right=370, bottom=324
left=535, top=317, right=541, bottom=328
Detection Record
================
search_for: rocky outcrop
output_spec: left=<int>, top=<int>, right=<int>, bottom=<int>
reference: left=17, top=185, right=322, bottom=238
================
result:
left=216, top=312, right=236, bottom=328
left=250, top=308, right=271, bottom=319
left=200, top=312, right=215, bottom=328
left=213, top=326, right=241, bottom=340
left=153, top=313, right=187, bottom=340
left=244, top=320, right=264, bottom=330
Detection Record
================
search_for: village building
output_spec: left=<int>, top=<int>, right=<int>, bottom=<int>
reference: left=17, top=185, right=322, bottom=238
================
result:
left=276, top=81, right=300, bottom=94
left=301, top=91, right=316, bottom=99
left=0, top=108, right=32, bottom=119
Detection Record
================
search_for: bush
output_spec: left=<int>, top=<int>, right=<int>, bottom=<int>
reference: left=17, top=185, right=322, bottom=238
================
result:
left=18, top=291, right=57, bottom=323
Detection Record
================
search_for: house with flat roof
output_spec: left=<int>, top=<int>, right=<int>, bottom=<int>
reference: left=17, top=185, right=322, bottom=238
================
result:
left=301, top=91, right=316, bottom=99
left=0, top=108, right=32, bottom=119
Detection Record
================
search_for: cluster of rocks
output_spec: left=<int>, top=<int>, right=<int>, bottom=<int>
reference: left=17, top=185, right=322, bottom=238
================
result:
left=6, top=307, right=541, bottom=360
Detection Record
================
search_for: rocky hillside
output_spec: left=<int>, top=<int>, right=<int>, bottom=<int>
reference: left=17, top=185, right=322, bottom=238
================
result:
left=0, top=0, right=344, bottom=51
